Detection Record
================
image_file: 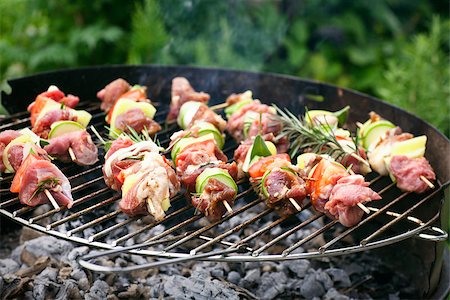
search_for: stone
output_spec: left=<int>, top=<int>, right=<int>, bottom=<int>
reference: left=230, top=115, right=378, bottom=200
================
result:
left=0, top=258, right=19, bottom=276
left=67, top=246, right=89, bottom=263
left=315, top=270, right=333, bottom=290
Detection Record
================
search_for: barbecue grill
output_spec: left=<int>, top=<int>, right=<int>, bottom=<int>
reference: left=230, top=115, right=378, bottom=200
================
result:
left=0, top=65, right=449, bottom=297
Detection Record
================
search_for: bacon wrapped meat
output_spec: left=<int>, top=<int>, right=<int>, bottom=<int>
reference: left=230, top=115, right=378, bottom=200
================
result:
left=119, top=152, right=180, bottom=219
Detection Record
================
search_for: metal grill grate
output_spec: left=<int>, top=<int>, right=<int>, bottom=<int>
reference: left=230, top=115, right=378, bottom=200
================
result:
left=0, top=101, right=447, bottom=273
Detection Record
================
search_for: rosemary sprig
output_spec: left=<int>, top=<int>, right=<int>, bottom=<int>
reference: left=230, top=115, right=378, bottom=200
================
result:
left=273, top=105, right=360, bottom=160
left=27, top=177, right=60, bottom=203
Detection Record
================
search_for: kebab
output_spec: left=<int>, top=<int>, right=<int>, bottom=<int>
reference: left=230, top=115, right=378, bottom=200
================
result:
left=96, top=79, right=161, bottom=137
left=357, top=112, right=436, bottom=193
left=0, top=129, right=73, bottom=210
left=27, top=86, right=98, bottom=166
left=299, top=154, right=381, bottom=227
left=221, top=91, right=306, bottom=213
left=249, top=106, right=381, bottom=222
left=225, top=91, right=289, bottom=153
left=245, top=138, right=308, bottom=215
left=170, top=132, right=239, bottom=222
left=101, top=132, right=180, bottom=221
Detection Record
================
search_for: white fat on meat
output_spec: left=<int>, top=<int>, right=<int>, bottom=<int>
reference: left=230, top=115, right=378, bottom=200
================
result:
left=104, top=140, right=162, bottom=178
left=122, top=152, right=173, bottom=220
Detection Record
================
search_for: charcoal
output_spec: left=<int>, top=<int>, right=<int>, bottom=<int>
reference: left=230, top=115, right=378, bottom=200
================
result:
left=130, top=254, right=147, bottom=265
left=256, top=271, right=288, bottom=300
left=325, top=268, right=351, bottom=288
left=16, top=256, right=50, bottom=277
left=210, top=268, right=225, bottom=278
left=240, top=268, right=261, bottom=288
left=55, top=279, right=82, bottom=300
left=118, top=283, right=139, bottom=298
left=0, top=258, right=19, bottom=276
left=227, top=271, right=241, bottom=284
left=286, top=259, right=310, bottom=277
left=85, top=280, right=110, bottom=300
left=71, top=268, right=87, bottom=280
left=67, top=246, right=89, bottom=262
left=323, top=288, right=350, bottom=300
left=78, top=277, right=91, bottom=291
left=164, top=272, right=239, bottom=300
left=10, top=245, right=24, bottom=263
left=22, top=236, right=73, bottom=261
left=300, top=273, right=326, bottom=299
left=315, top=270, right=333, bottom=290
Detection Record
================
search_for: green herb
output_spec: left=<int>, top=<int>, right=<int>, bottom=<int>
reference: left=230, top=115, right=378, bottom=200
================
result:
left=39, top=139, right=50, bottom=147
left=27, top=177, right=60, bottom=203
left=274, top=105, right=361, bottom=160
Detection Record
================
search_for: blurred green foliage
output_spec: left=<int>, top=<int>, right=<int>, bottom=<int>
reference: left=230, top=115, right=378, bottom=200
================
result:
left=0, top=0, right=448, bottom=135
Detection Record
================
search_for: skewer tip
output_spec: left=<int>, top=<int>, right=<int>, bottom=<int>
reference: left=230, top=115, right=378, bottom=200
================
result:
left=210, top=102, right=229, bottom=111
left=68, top=147, right=77, bottom=161
left=223, top=200, right=233, bottom=214
left=357, top=202, right=370, bottom=214
left=420, top=175, right=435, bottom=189
left=44, top=189, right=60, bottom=211
left=289, top=198, right=302, bottom=212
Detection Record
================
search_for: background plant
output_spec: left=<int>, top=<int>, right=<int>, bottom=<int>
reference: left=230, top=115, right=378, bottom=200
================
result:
left=1, top=0, right=448, bottom=136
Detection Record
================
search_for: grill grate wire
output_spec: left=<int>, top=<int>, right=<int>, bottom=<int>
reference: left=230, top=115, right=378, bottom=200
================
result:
left=0, top=101, right=447, bottom=272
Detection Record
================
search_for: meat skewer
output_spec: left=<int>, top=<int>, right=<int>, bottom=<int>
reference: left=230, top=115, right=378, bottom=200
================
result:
left=357, top=112, right=436, bottom=193
left=27, top=86, right=98, bottom=166
left=247, top=150, right=308, bottom=215
left=225, top=95, right=376, bottom=223
left=225, top=91, right=289, bottom=153
left=170, top=132, right=239, bottom=221
left=96, top=79, right=161, bottom=137
left=0, top=129, right=73, bottom=209
left=102, top=135, right=180, bottom=220
left=299, top=154, right=381, bottom=227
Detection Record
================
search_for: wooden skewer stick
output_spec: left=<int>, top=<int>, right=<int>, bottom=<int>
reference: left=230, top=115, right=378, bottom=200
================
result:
left=356, top=122, right=364, bottom=128
left=289, top=198, right=302, bottom=212
left=68, top=147, right=77, bottom=161
left=210, top=102, right=229, bottom=111
left=223, top=200, right=233, bottom=214
left=44, top=189, right=60, bottom=211
left=357, top=202, right=370, bottom=214
left=147, top=200, right=156, bottom=216
left=420, top=175, right=435, bottom=189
